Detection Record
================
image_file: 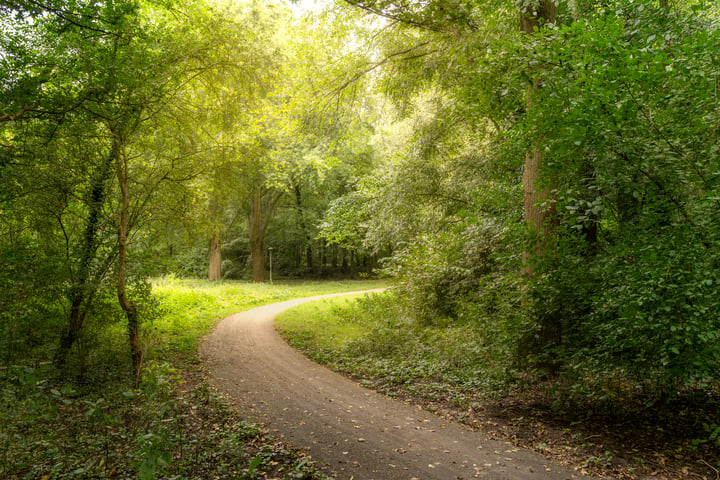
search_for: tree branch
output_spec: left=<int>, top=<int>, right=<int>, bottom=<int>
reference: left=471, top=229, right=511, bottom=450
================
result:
left=0, top=104, right=40, bottom=123
left=342, top=0, right=445, bottom=32
left=331, top=41, right=437, bottom=95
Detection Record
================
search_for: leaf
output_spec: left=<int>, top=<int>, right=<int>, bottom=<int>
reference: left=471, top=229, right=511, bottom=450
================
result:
left=247, top=455, right=264, bottom=473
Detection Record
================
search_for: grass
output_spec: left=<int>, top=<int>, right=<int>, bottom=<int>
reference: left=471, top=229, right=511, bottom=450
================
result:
left=276, top=291, right=509, bottom=392
left=150, top=277, right=386, bottom=360
left=274, top=294, right=372, bottom=351
left=0, top=277, right=385, bottom=480
left=275, top=291, right=720, bottom=480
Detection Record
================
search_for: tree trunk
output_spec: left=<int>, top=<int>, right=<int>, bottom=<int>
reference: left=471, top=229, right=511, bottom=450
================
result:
left=250, top=191, right=265, bottom=282
left=249, top=189, right=280, bottom=282
left=340, top=248, right=348, bottom=273
left=320, top=238, right=327, bottom=274
left=250, top=239, right=264, bottom=282
left=521, top=148, right=557, bottom=275
left=520, top=1, right=556, bottom=34
left=520, top=2, right=561, bottom=361
left=208, top=229, right=222, bottom=281
left=520, top=1, right=557, bottom=276
left=114, top=129, right=142, bottom=382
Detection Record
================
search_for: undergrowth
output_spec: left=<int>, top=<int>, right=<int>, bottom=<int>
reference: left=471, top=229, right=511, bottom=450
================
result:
left=0, top=362, right=330, bottom=479
left=276, top=291, right=513, bottom=394
left=276, top=290, right=720, bottom=479
left=1, top=278, right=383, bottom=479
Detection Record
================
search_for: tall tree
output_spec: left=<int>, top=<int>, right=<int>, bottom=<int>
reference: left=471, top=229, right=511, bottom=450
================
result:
left=519, top=1, right=557, bottom=277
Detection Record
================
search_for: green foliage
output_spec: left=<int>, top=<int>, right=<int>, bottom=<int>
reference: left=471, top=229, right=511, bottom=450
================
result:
left=327, top=0, right=720, bottom=406
left=0, top=241, right=66, bottom=365
left=3, top=0, right=720, bottom=474
left=0, top=0, right=289, bottom=372
left=517, top=0, right=720, bottom=394
left=319, top=191, right=370, bottom=251
left=0, top=362, right=328, bottom=479
left=692, top=422, right=720, bottom=451
left=385, top=219, right=509, bottom=324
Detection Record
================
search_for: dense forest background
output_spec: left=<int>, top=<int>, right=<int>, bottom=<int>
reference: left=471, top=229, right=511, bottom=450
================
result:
left=1, top=0, right=720, bottom=477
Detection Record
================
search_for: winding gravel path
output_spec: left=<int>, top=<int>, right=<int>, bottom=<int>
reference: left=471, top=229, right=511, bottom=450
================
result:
left=199, top=291, right=596, bottom=480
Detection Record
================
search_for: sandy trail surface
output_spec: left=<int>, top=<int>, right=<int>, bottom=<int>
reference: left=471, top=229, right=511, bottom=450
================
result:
left=200, top=291, right=595, bottom=480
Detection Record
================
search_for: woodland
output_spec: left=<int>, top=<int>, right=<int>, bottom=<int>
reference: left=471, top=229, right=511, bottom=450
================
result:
left=1, top=0, right=720, bottom=478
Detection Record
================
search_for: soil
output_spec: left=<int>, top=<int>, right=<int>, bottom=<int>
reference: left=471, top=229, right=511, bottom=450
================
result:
left=199, top=292, right=597, bottom=480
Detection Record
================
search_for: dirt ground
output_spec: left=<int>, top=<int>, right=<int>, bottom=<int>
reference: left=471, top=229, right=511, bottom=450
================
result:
left=199, top=293, right=597, bottom=480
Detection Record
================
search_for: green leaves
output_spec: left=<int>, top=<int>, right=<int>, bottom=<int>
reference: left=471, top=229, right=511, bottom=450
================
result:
left=331, top=0, right=720, bottom=401
left=507, top=0, right=720, bottom=391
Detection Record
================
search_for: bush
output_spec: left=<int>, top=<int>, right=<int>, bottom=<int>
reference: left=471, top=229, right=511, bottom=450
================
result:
left=558, top=228, right=720, bottom=394
left=0, top=241, right=67, bottom=365
left=384, top=218, right=507, bottom=325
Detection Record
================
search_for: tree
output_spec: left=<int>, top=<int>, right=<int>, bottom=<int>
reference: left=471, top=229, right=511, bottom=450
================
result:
left=0, top=0, right=151, bottom=370
left=519, top=1, right=557, bottom=277
left=520, top=0, right=720, bottom=386
left=201, top=3, right=381, bottom=282
left=336, top=0, right=720, bottom=393
left=0, top=0, right=277, bottom=375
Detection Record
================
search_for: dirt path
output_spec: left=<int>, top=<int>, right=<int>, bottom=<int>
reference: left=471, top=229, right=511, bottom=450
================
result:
left=200, top=292, right=596, bottom=480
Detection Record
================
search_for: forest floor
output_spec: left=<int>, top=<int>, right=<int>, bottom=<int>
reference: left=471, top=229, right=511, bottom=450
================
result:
left=1, top=280, right=385, bottom=480
left=239, top=292, right=720, bottom=480
left=356, top=377, right=720, bottom=480
left=7, top=285, right=712, bottom=479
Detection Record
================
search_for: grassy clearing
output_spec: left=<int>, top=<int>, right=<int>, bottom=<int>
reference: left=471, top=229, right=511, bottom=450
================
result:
left=150, top=277, right=386, bottom=360
left=276, top=291, right=720, bottom=480
left=1, top=278, right=384, bottom=480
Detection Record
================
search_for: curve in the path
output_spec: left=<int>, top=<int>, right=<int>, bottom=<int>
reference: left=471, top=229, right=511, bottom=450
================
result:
left=200, top=291, right=596, bottom=480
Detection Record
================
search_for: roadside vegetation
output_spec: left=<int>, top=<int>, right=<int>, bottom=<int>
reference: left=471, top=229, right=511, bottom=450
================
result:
left=276, top=292, right=720, bottom=479
left=1, top=279, right=382, bottom=479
